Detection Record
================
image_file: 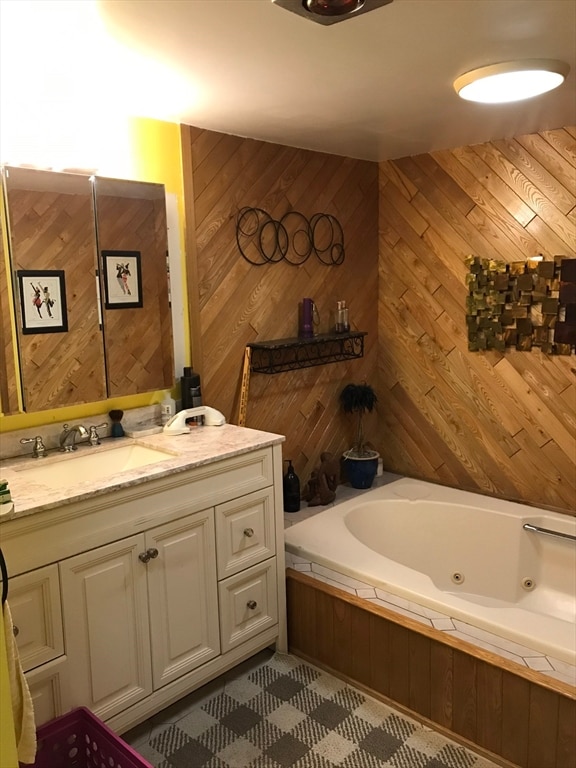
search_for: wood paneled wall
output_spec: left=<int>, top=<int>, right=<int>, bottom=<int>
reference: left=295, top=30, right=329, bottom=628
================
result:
left=378, top=128, right=576, bottom=514
left=181, top=126, right=379, bottom=483
left=287, top=569, right=576, bottom=768
left=182, top=125, right=574, bottom=511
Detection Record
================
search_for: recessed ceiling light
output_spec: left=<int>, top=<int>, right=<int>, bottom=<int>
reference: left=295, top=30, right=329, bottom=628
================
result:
left=271, top=0, right=393, bottom=26
left=454, top=59, right=570, bottom=104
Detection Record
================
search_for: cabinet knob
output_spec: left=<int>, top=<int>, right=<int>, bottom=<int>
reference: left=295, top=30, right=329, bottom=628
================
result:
left=243, top=527, right=254, bottom=538
left=246, top=600, right=257, bottom=610
left=12, top=624, right=19, bottom=637
left=139, top=548, right=159, bottom=564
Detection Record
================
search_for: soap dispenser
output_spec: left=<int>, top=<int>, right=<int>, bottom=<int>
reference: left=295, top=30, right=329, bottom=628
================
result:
left=283, top=460, right=301, bottom=513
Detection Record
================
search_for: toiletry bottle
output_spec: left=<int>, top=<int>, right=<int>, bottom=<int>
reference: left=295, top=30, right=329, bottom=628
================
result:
left=335, top=300, right=350, bottom=333
left=300, top=298, right=315, bottom=338
left=161, top=392, right=176, bottom=425
left=180, top=367, right=202, bottom=409
left=283, top=460, right=301, bottom=512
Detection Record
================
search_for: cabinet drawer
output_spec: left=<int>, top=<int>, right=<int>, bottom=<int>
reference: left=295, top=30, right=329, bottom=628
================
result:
left=26, top=655, right=69, bottom=727
left=9, top=564, right=64, bottom=672
left=216, top=488, right=275, bottom=579
left=218, top=558, right=278, bottom=652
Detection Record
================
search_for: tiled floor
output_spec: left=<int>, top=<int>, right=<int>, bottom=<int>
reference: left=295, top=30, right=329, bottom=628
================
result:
left=124, top=650, right=500, bottom=768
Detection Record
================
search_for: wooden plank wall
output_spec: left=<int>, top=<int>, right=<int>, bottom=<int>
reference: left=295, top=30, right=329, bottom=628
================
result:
left=378, top=127, right=576, bottom=515
left=181, top=127, right=379, bottom=484
left=287, top=569, right=576, bottom=768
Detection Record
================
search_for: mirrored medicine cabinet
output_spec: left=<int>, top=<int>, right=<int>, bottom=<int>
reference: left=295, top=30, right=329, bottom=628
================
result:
left=0, top=166, right=174, bottom=414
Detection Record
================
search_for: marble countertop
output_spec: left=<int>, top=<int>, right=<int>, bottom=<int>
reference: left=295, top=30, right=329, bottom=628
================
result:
left=0, top=424, right=284, bottom=521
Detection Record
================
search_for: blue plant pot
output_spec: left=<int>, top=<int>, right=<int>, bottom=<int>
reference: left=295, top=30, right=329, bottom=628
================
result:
left=343, top=451, right=379, bottom=489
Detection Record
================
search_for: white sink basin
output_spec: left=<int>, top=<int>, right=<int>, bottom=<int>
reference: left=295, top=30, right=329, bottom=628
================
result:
left=15, top=444, right=175, bottom=489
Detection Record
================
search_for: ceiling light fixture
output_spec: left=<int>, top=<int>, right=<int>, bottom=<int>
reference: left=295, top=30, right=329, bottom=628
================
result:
left=454, top=59, right=570, bottom=104
left=305, top=0, right=365, bottom=16
left=271, top=0, right=393, bottom=26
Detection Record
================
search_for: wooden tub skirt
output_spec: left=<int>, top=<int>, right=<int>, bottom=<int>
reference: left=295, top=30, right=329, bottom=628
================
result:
left=286, top=568, right=575, bottom=768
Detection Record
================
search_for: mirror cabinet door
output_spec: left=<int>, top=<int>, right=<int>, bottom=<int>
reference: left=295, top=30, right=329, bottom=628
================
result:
left=94, top=177, right=174, bottom=396
left=0, top=209, right=20, bottom=414
left=3, top=167, right=107, bottom=412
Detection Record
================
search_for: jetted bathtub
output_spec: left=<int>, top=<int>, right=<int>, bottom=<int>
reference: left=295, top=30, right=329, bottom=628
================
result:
left=285, top=477, right=576, bottom=665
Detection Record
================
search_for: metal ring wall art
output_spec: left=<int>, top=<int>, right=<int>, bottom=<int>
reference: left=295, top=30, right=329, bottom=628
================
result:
left=236, top=207, right=345, bottom=266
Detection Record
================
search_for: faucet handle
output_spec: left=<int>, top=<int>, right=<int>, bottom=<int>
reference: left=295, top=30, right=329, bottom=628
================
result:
left=20, top=436, right=47, bottom=458
left=88, top=423, right=108, bottom=446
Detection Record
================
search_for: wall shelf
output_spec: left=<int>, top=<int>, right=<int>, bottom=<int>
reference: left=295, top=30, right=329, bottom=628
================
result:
left=247, top=331, right=366, bottom=374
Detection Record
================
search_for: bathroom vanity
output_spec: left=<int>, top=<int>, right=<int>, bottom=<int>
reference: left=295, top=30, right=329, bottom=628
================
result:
left=0, top=425, right=286, bottom=734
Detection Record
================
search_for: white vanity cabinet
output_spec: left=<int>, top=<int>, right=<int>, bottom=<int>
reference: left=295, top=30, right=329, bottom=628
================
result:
left=1, top=436, right=286, bottom=734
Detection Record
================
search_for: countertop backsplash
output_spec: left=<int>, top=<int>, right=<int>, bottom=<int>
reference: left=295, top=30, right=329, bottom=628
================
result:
left=0, top=404, right=162, bottom=460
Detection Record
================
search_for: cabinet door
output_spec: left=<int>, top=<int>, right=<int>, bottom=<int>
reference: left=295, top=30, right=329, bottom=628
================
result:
left=9, top=564, right=63, bottom=672
left=146, top=509, right=220, bottom=690
left=59, top=535, right=152, bottom=721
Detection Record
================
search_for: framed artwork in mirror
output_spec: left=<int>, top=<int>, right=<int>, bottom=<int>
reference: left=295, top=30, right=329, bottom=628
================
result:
left=102, top=250, right=143, bottom=309
left=17, top=270, right=68, bottom=334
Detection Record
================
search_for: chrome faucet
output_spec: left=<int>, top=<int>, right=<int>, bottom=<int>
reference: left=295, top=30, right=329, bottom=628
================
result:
left=88, top=423, right=108, bottom=446
left=59, top=424, right=89, bottom=452
left=20, top=435, right=47, bottom=458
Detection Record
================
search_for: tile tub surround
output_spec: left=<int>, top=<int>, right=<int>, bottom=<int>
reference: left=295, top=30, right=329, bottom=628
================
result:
left=0, top=423, right=285, bottom=519
left=284, top=476, right=576, bottom=691
left=124, top=650, right=500, bottom=768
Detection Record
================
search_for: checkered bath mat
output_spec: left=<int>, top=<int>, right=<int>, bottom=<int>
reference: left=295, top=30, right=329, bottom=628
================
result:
left=141, top=653, right=498, bottom=768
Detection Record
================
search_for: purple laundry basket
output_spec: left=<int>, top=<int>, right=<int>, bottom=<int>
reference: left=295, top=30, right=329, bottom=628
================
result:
left=30, top=707, right=153, bottom=768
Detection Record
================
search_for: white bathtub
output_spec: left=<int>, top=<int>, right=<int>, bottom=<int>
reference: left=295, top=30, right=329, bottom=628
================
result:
left=285, top=477, right=576, bottom=666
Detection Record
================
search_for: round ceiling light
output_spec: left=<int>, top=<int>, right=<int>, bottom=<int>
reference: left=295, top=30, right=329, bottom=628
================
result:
left=304, top=0, right=366, bottom=17
left=454, top=59, right=570, bottom=104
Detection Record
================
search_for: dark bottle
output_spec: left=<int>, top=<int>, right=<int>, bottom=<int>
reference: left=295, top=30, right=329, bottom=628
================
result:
left=283, top=460, right=301, bottom=513
left=181, top=367, right=202, bottom=409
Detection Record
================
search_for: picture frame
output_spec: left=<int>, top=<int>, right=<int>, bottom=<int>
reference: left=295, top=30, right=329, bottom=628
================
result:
left=17, top=270, right=68, bottom=334
left=102, top=250, right=143, bottom=309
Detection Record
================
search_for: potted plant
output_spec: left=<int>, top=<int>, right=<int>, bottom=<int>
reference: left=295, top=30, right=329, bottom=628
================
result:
left=340, top=382, right=379, bottom=489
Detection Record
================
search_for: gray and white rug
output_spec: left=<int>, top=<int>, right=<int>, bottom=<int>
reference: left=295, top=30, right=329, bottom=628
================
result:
left=127, top=652, right=499, bottom=768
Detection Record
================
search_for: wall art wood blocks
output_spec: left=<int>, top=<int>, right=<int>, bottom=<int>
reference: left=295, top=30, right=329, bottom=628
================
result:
left=466, top=256, right=575, bottom=354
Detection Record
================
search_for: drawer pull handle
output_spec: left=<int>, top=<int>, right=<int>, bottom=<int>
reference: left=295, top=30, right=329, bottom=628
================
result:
left=247, top=600, right=258, bottom=610
left=12, top=624, right=19, bottom=637
left=243, top=528, right=255, bottom=538
left=139, top=548, right=159, bottom=564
